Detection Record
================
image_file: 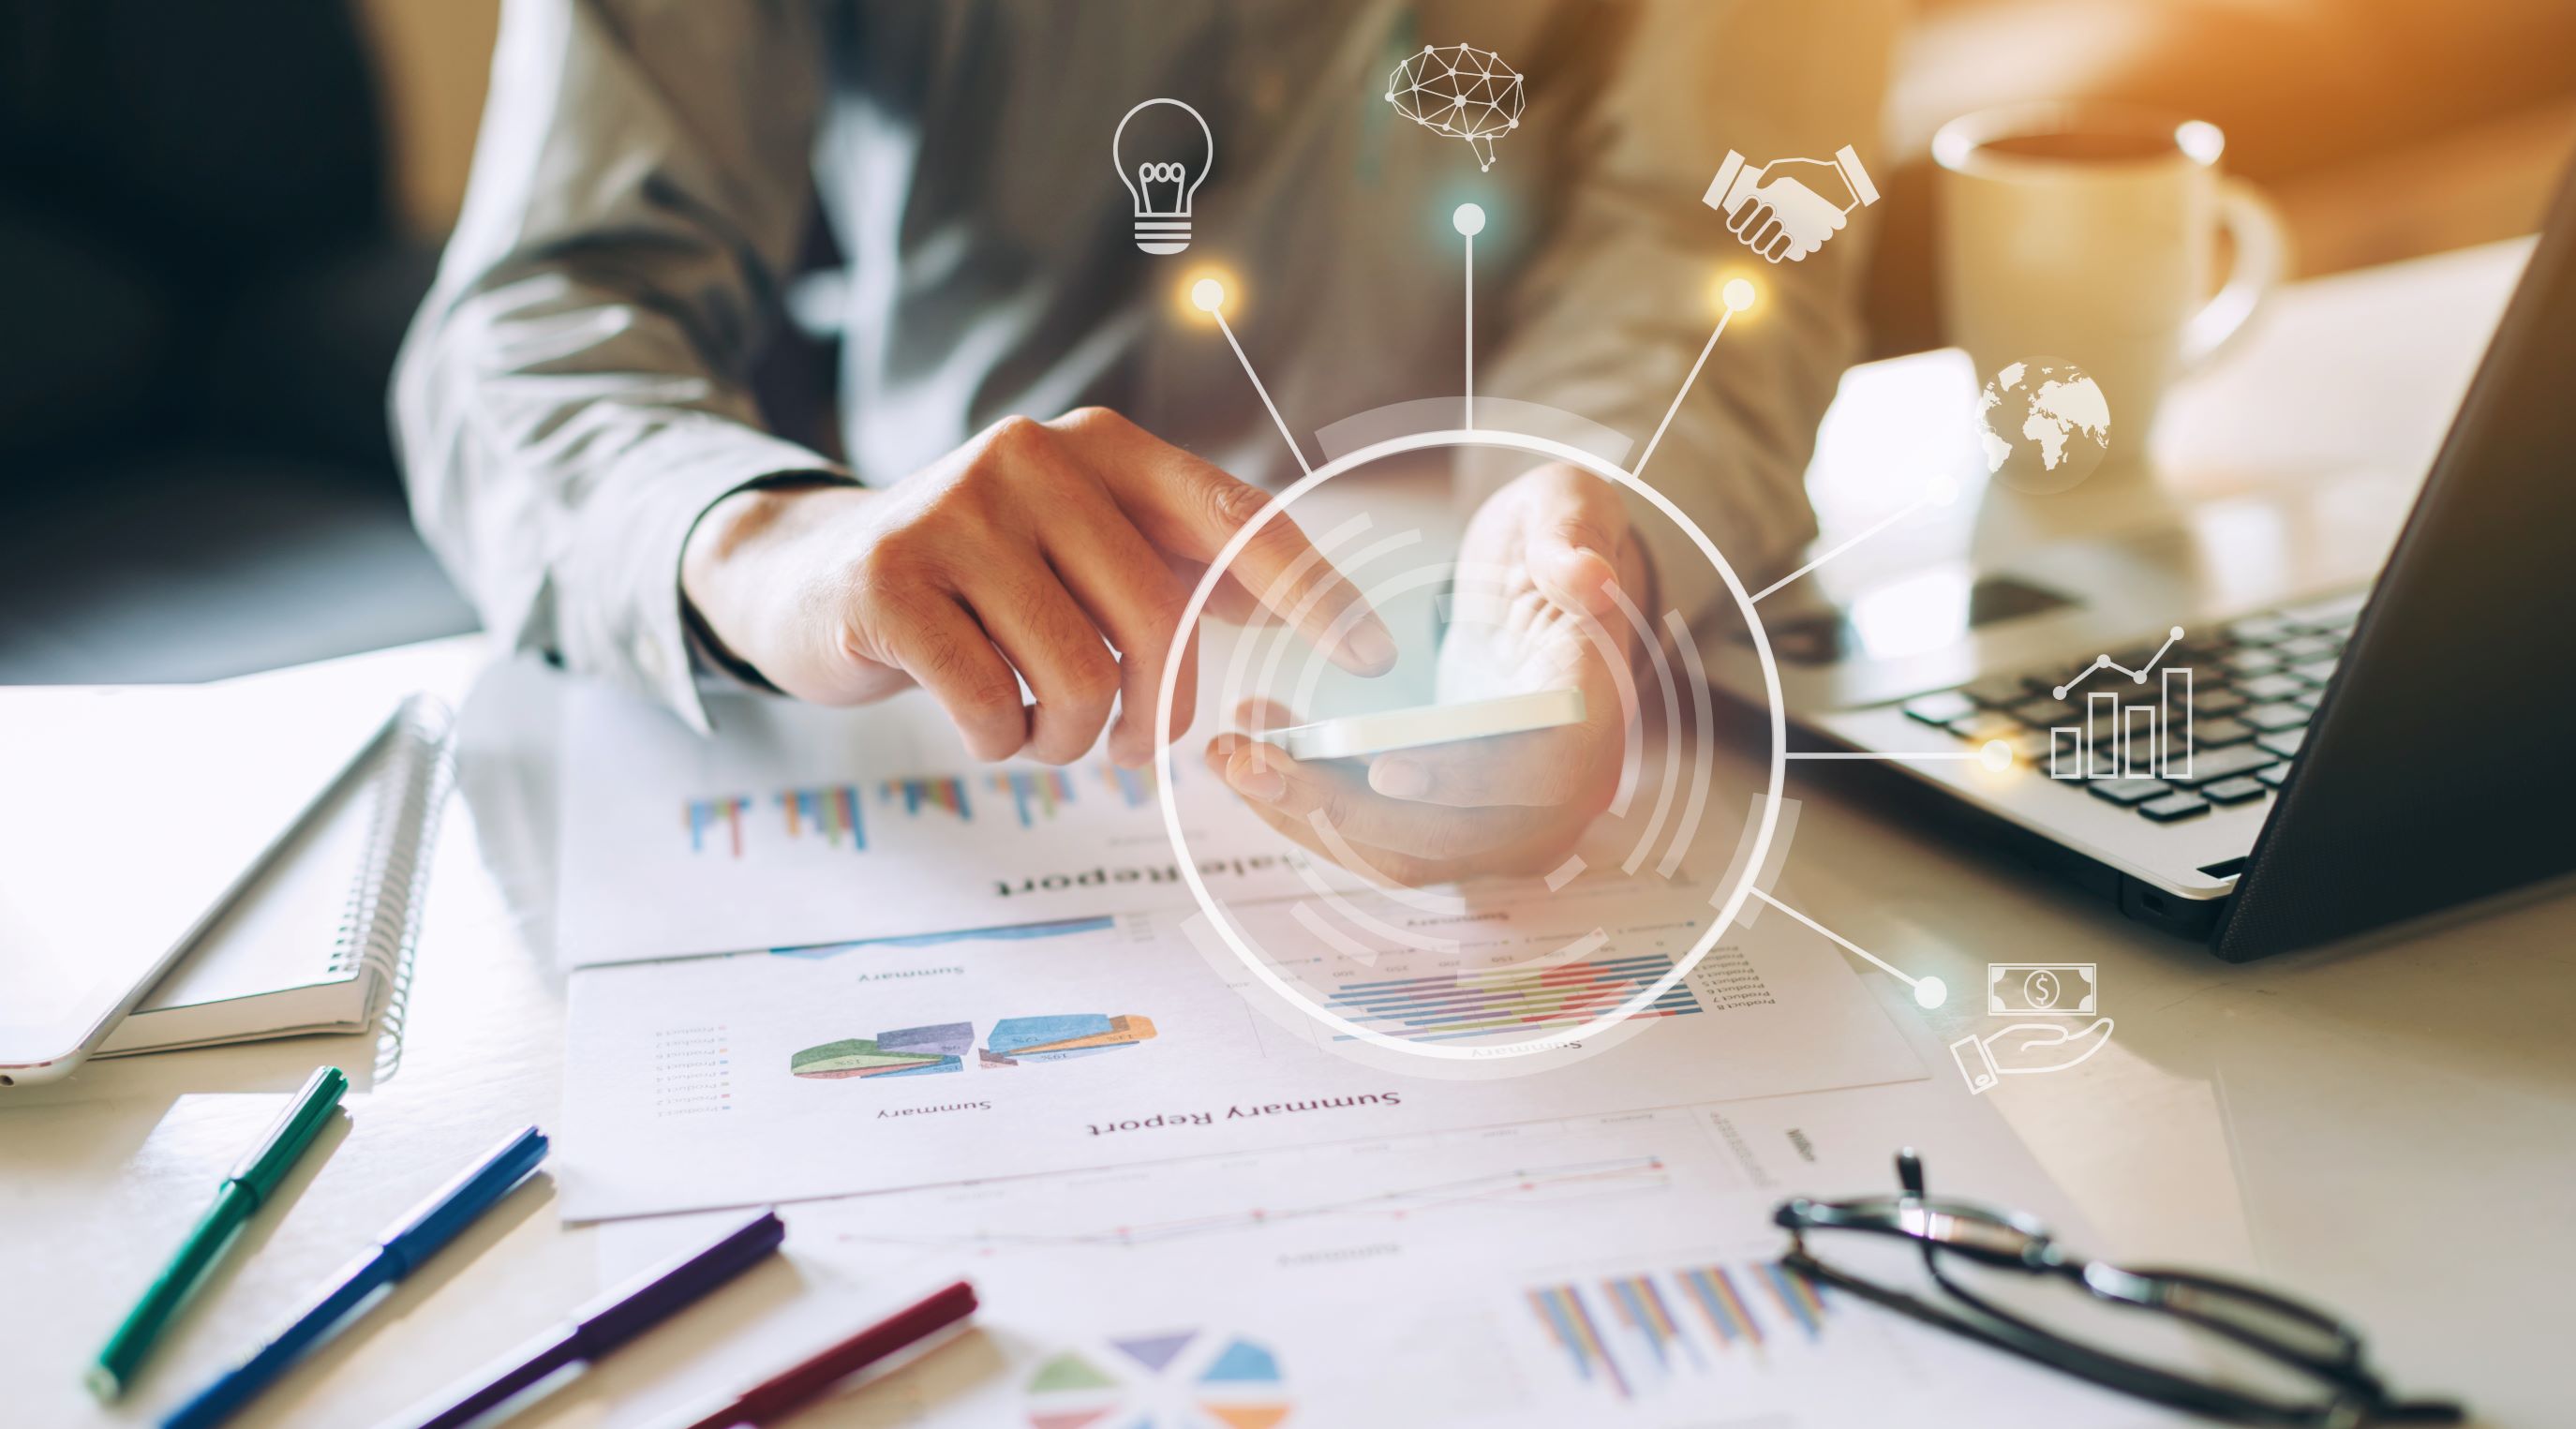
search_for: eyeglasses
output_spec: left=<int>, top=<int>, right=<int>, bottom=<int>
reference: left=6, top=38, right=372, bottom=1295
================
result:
left=1772, top=1150, right=2463, bottom=1427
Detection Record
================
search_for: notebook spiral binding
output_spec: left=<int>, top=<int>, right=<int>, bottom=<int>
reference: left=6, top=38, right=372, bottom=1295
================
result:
left=328, top=693, right=457, bottom=1082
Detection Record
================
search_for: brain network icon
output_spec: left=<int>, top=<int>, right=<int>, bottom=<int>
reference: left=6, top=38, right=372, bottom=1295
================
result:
left=1386, top=43, right=1525, bottom=171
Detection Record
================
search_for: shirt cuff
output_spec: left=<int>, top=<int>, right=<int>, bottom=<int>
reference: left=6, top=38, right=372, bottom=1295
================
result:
left=552, top=416, right=851, bottom=733
left=683, top=599, right=782, bottom=697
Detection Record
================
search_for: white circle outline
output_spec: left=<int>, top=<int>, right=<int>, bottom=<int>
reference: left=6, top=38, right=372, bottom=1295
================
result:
left=1152, top=429, right=1787, bottom=1061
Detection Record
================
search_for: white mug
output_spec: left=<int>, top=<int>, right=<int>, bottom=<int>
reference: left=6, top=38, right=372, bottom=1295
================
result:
left=1933, top=104, right=2286, bottom=484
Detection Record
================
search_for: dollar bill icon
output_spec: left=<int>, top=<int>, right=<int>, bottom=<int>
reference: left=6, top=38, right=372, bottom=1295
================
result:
left=1987, top=962, right=2098, bottom=1017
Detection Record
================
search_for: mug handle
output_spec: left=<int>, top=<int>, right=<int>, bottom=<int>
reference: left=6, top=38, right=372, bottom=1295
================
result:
left=2181, top=179, right=2289, bottom=370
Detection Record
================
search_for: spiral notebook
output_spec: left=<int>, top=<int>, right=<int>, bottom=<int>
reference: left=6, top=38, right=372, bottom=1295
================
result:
left=94, top=695, right=455, bottom=1058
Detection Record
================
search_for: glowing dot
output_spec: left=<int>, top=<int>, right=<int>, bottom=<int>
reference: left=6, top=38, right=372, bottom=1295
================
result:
left=1979, top=739, right=2013, bottom=772
left=1913, top=976, right=1948, bottom=1009
left=2169, top=626, right=2186, bottom=640
left=2050, top=686, right=2068, bottom=700
left=1721, top=278, right=1757, bottom=312
left=1452, top=202, right=1487, bottom=236
left=1190, top=278, right=1226, bottom=312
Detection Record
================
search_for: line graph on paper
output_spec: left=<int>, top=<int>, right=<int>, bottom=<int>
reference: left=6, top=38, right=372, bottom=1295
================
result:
left=826, top=1154, right=1673, bottom=1255
left=2047, top=627, right=2196, bottom=781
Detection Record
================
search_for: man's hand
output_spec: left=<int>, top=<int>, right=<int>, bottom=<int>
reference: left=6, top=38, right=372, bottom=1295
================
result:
left=1204, top=464, right=1649, bottom=886
left=681, top=408, right=1395, bottom=767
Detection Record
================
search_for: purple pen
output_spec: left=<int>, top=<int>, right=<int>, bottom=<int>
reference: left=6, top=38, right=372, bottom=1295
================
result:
left=385, top=1209, right=787, bottom=1429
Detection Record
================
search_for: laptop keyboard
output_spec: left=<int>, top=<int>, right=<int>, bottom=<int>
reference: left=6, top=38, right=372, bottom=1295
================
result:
left=1897, top=591, right=2365, bottom=825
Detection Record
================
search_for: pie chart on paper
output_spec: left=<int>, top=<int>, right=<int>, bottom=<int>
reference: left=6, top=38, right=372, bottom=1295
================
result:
left=1023, top=1329, right=1292, bottom=1429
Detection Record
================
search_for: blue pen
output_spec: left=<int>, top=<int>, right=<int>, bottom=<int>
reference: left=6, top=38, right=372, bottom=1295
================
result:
left=162, top=1126, right=549, bottom=1429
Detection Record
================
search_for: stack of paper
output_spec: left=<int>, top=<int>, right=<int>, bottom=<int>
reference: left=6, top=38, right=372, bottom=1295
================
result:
left=550, top=684, right=2174, bottom=1427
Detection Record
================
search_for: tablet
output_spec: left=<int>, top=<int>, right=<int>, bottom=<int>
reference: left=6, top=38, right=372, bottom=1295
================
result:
left=0, top=687, right=392, bottom=1085
left=1260, top=689, right=1586, bottom=762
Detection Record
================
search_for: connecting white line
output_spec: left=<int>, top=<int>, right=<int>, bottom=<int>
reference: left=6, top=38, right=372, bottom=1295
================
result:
left=1210, top=308, right=1313, bottom=476
left=1463, top=229, right=1475, bottom=430
left=1631, top=309, right=1733, bottom=484
left=1787, top=751, right=1992, bottom=762
left=1749, top=887, right=1946, bottom=1007
left=1452, top=203, right=1489, bottom=431
left=1750, top=491, right=1939, bottom=604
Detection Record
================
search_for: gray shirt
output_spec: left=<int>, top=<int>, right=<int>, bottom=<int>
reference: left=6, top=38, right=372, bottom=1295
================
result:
left=395, top=0, right=1895, bottom=730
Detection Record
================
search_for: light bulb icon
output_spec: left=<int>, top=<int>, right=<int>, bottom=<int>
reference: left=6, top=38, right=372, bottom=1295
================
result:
left=1113, top=97, right=1214, bottom=256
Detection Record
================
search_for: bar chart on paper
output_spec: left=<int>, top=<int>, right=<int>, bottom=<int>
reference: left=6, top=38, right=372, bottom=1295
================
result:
left=1100, top=761, right=1158, bottom=809
left=683, top=796, right=753, bottom=856
left=1326, top=954, right=1703, bottom=1044
left=990, top=769, right=1074, bottom=826
left=684, top=786, right=866, bottom=857
left=882, top=774, right=974, bottom=821
left=565, top=684, right=1328, bottom=964
left=679, top=761, right=1184, bottom=856
left=2047, top=627, right=2196, bottom=781
left=1526, top=1258, right=1838, bottom=1404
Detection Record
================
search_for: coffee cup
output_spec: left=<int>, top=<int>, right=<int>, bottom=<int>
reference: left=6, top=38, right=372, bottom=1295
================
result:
left=1933, top=104, right=2286, bottom=490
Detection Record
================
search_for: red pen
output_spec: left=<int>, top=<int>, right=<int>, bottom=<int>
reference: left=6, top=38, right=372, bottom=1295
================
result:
left=652, top=1281, right=979, bottom=1429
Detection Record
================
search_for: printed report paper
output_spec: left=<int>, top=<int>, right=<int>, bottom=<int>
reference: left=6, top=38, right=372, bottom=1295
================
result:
left=558, top=879, right=1928, bottom=1220
left=555, top=683, right=1356, bottom=967
left=580, top=1079, right=2189, bottom=1429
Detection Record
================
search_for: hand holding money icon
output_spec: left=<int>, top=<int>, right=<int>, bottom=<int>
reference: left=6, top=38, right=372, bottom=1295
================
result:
left=1950, top=1019, right=2115, bottom=1094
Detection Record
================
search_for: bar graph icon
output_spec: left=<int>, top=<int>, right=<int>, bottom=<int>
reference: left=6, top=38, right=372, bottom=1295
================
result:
left=2047, top=627, right=2195, bottom=781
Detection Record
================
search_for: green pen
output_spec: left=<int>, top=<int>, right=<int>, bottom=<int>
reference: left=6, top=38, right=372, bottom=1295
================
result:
left=87, top=1064, right=348, bottom=1400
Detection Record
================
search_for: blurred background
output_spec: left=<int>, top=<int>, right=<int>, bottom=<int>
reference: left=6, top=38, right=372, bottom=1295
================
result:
left=3, top=0, right=2569, bottom=685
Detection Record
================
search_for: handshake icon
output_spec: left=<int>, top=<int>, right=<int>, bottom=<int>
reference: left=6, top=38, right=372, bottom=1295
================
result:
left=1703, top=144, right=1881, bottom=263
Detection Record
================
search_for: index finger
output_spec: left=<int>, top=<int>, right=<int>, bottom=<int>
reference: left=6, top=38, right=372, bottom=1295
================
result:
left=1054, top=409, right=1396, bottom=675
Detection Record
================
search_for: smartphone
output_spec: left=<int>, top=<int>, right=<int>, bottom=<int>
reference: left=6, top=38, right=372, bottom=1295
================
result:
left=1259, top=689, right=1586, bottom=762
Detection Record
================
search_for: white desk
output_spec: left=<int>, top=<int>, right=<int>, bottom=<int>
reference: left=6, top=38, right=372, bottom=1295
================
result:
left=5, top=239, right=2569, bottom=1428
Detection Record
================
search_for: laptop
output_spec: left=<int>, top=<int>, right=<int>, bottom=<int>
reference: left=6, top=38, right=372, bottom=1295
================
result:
left=1707, top=158, right=2576, bottom=960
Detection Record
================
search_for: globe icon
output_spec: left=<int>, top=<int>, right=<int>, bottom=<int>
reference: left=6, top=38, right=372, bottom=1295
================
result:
left=1977, top=356, right=2112, bottom=495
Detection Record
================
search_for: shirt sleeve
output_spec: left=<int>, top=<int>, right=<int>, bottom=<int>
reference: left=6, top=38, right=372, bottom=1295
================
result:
left=1472, top=0, right=1899, bottom=624
left=392, top=0, right=847, bottom=732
